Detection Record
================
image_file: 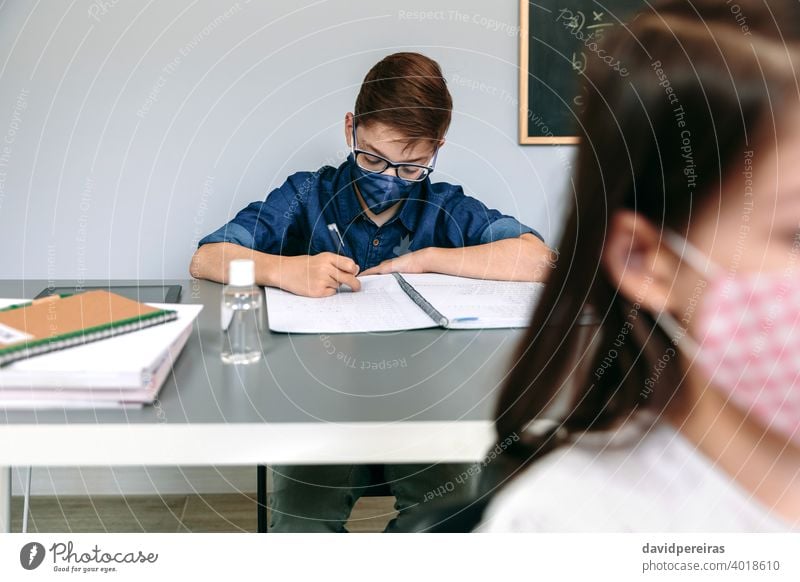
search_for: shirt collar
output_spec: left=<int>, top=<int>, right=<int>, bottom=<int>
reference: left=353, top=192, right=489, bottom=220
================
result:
left=395, top=188, right=425, bottom=231
left=333, top=176, right=365, bottom=226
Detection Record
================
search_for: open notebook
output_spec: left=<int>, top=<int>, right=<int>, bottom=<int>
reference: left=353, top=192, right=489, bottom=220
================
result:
left=265, top=273, right=544, bottom=333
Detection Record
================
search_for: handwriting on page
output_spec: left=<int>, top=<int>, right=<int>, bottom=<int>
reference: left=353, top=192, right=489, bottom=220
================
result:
left=264, top=275, right=434, bottom=334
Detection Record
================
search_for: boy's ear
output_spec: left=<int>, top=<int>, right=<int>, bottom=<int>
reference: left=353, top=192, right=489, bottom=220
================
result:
left=437, top=138, right=446, bottom=149
left=601, top=210, right=681, bottom=314
left=344, top=112, right=354, bottom=148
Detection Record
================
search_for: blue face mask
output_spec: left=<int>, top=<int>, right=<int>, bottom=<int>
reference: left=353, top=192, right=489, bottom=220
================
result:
left=349, top=154, right=422, bottom=214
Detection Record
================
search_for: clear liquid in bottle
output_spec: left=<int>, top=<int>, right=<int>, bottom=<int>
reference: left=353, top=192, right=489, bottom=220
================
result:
left=221, top=259, right=263, bottom=365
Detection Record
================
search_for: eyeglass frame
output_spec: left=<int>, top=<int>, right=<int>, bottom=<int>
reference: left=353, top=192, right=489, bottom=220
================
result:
left=350, top=124, right=439, bottom=182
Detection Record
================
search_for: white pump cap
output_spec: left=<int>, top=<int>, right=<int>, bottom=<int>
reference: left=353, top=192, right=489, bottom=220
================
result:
left=228, top=259, right=255, bottom=286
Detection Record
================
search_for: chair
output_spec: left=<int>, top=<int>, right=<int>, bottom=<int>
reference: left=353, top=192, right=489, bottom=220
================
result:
left=256, top=464, right=392, bottom=533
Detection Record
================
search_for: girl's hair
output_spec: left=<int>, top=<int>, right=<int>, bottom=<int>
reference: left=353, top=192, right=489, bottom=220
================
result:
left=492, top=0, right=800, bottom=476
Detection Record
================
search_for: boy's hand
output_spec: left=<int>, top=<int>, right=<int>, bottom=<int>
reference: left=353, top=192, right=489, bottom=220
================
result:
left=360, top=248, right=430, bottom=276
left=277, top=253, right=361, bottom=297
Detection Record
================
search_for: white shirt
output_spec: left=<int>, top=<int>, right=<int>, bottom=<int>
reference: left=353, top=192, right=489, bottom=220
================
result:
left=480, top=419, right=797, bottom=532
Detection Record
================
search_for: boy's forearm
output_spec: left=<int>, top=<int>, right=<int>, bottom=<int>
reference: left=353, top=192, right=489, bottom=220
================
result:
left=423, top=235, right=554, bottom=282
left=189, top=242, right=282, bottom=286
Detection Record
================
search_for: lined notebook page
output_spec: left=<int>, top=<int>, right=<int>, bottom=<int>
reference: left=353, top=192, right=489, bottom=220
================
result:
left=265, top=275, right=436, bottom=333
left=400, top=274, right=543, bottom=329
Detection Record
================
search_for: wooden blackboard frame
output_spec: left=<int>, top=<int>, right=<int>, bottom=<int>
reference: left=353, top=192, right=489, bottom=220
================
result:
left=519, top=0, right=581, bottom=145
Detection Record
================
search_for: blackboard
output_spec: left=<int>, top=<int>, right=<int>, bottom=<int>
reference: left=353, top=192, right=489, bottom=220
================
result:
left=519, top=0, right=643, bottom=144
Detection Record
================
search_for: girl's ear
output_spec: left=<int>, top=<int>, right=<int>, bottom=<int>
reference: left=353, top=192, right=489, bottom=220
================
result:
left=601, top=210, right=682, bottom=314
left=344, top=112, right=354, bottom=148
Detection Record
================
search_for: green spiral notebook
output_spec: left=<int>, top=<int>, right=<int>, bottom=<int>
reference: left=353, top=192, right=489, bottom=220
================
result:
left=0, top=290, right=178, bottom=367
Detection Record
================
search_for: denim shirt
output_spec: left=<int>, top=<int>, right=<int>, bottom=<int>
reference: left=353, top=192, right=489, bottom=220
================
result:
left=198, top=159, right=542, bottom=271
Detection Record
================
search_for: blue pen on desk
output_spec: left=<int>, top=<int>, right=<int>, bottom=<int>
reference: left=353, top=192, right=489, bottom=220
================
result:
left=327, top=223, right=345, bottom=255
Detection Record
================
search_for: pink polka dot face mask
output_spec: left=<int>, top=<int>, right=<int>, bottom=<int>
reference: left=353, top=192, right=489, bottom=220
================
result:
left=658, top=231, right=800, bottom=445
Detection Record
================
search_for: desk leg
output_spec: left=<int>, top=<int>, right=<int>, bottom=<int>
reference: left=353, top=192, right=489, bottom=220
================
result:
left=257, top=465, right=267, bottom=533
left=0, top=466, right=10, bottom=533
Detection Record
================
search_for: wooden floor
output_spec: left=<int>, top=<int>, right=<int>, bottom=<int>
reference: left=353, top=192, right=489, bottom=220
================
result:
left=10, top=494, right=397, bottom=533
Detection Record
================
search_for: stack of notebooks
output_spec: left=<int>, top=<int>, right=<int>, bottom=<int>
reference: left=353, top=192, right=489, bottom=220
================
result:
left=0, top=290, right=202, bottom=409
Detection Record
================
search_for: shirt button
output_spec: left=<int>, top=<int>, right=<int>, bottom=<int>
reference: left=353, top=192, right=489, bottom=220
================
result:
left=372, top=238, right=380, bottom=247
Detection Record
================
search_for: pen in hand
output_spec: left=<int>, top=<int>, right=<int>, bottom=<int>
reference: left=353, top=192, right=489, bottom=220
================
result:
left=326, top=223, right=359, bottom=292
left=327, top=223, right=346, bottom=256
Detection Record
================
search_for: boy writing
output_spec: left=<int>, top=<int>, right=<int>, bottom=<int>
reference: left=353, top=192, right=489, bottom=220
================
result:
left=190, top=52, right=551, bottom=531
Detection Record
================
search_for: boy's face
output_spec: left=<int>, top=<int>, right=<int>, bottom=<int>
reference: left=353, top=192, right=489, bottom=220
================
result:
left=344, top=112, right=441, bottom=177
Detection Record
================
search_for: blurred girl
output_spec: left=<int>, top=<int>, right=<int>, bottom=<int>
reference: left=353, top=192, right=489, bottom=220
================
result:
left=483, top=0, right=800, bottom=531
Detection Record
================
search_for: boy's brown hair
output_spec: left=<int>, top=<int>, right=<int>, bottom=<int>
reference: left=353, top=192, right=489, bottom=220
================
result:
left=354, top=52, right=452, bottom=146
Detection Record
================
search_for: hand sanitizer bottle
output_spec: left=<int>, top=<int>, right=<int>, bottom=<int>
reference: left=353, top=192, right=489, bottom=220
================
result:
left=221, top=259, right=263, bottom=364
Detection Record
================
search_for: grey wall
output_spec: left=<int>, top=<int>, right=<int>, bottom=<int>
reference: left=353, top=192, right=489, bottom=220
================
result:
left=1, top=0, right=575, bottom=496
left=0, top=0, right=575, bottom=281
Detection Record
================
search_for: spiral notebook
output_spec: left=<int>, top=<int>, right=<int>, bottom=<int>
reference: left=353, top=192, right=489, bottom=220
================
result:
left=265, top=273, right=544, bottom=333
left=0, top=290, right=178, bottom=366
left=0, top=301, right=201, bottom=409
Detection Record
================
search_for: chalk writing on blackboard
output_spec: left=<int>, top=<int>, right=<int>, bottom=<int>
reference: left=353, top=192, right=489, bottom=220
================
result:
left=520, top=1, right=643, bottom=144
left=556, top=7, right=629, bottom=78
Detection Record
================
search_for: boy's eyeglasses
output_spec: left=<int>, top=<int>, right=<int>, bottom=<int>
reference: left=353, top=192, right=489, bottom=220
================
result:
left=351, top=125, right=438, bottom=182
